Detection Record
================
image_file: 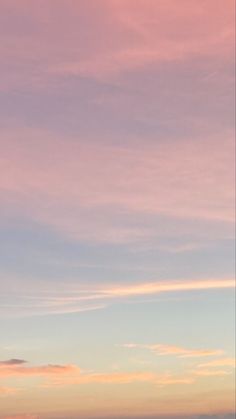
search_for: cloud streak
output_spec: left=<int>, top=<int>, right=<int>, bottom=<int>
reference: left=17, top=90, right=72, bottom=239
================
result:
left=197, top=358, right=235, bottom=369
left=104, top=278, right=235, bottom=298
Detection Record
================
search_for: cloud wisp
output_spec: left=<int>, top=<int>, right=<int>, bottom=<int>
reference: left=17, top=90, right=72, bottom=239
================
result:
left=121, top=343, right=224, bottom=358
left=1, top=130, right=234, bottom=244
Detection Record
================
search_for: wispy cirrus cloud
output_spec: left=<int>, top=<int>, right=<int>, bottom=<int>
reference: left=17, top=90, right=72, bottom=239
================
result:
left=0, top=277, right=234, bottom=317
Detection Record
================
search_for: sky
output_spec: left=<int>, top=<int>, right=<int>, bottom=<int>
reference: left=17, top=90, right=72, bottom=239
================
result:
left=0, top=0, right=235, bottom=418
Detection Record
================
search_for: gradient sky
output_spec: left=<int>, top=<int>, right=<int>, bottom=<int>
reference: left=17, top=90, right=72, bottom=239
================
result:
left=0, top=1, right=235, bottom=418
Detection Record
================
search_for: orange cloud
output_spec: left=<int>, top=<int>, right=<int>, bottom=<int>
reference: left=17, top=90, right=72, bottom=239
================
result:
left=122, top=343, right=224, bottom=358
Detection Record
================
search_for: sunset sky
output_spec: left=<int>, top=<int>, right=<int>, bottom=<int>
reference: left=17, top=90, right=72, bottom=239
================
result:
left=0, top=1, right=235, bottom=418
